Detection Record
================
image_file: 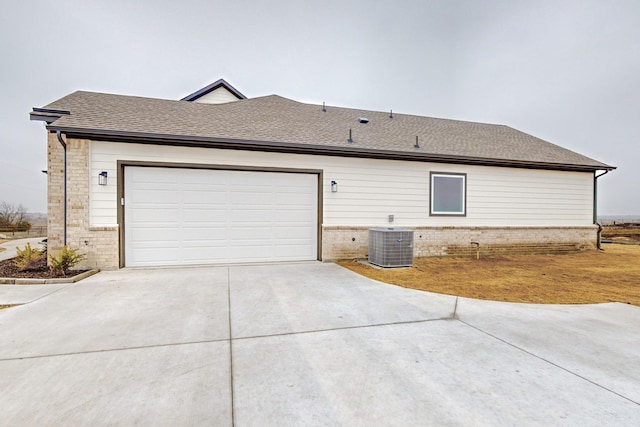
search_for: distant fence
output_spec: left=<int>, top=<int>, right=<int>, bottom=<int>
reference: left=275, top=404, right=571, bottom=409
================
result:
left=600, top=220, right=640, bottom=227
left=0, top=225, right=47, bottom=237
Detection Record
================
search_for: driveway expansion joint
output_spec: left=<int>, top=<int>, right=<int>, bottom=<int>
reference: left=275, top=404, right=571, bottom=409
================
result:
left=227, top=267, right=236, bottom=427
left=458, top=319, right=640, bottom=407
left=231, top=316, right=451, bottom=342
left=0, top=338, right=230, bottom=362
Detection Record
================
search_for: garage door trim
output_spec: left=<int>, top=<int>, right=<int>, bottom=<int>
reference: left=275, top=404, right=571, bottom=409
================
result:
left=117, top=160, right=323, bottom=268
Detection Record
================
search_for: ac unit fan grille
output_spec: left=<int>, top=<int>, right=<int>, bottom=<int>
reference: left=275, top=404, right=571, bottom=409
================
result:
left=368, top=228, right=414, bottom=267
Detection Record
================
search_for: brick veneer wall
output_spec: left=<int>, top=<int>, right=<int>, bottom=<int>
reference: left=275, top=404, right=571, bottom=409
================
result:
left=47, top=135, right=119, bottom=270
left=321, top=225, right=597, bottom=260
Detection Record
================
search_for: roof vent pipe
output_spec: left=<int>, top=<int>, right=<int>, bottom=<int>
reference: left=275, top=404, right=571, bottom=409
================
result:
left=322, top=101, right=326, bottom=112
left=389, top=110, right=393, bottom=119
left=414, top=136, right=420, bottom=149
left=348, top=129, right=353, bottom=144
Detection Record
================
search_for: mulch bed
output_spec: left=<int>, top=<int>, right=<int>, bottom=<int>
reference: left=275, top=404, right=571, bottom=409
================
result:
left=0, top=256, right=88, bottom=279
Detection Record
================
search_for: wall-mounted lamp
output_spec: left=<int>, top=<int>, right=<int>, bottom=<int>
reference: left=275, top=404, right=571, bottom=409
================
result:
left=331, top=180, right=338, bottom=193
left=98, top=171, right=108, bottom=186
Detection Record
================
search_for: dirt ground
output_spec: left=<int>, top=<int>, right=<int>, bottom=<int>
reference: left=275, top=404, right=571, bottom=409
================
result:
left=338, top=244, right=640, bottom=306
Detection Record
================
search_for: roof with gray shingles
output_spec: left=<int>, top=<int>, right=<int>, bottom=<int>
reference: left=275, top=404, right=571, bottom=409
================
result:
left=37, top=90, right=613, bottom=171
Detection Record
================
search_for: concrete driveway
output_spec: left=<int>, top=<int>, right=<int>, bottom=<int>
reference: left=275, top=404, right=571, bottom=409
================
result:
left=0, top=262, right=638, bottom=426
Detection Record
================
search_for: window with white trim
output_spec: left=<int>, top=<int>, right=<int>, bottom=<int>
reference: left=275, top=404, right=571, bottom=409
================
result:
left=430, top=172, right=466, bottom=216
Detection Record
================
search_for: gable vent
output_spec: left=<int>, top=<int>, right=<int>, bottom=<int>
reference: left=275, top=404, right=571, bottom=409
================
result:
left=358, top=117, right=369, bottom=124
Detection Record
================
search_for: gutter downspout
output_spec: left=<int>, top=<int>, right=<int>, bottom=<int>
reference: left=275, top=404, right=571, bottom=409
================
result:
left=594, top=169, right=610, bottom=251
left=56, top=130, right=67, bottom=246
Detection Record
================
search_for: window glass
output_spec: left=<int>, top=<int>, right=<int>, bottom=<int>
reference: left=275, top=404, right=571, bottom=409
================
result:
left=431, top=173, right=466, bottom=215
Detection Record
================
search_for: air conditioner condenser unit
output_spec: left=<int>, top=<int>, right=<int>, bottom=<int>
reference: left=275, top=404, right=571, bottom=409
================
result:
left=368, top=228, right=414, bottom=268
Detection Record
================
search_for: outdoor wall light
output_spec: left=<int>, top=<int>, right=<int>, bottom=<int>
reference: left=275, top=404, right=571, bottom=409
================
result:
left=331, top=180, right=338, bottom=193
left=98, top=171, right=108, bottom=186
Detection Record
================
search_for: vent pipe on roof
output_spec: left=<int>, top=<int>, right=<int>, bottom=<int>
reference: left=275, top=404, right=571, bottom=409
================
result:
left=322, top=102, right=326, bottom=112
left=348, top=129, right=353, bottom=144
left=389, top=110, right=393, bottom=119
left=414, top=136, right=420, bottom=149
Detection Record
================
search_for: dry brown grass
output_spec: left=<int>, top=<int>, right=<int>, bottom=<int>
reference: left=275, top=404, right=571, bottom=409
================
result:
left=602, top=226, right=640, bottom=243
left=337, top=244, right=640, bottom=306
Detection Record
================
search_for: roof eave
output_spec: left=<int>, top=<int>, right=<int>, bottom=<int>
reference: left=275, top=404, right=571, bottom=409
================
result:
left=46, top=126, right=615, bottom=172
left=30, top=107, right=70, bottom=124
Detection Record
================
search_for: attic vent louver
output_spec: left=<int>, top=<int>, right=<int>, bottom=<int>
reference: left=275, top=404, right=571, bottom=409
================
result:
left=359, top=117, right=369, bottom=124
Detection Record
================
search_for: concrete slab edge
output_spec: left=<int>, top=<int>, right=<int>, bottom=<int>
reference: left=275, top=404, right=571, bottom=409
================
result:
left=0, top=269, right=100, bottom=285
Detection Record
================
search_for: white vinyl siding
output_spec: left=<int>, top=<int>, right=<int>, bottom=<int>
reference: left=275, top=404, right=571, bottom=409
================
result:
left=192, top=87, right=241, bottom=104
left=90, top=141, right=594, bottom=228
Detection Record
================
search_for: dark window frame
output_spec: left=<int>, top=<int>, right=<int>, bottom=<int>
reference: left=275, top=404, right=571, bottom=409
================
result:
left=429, top=172, right=467, bottom=216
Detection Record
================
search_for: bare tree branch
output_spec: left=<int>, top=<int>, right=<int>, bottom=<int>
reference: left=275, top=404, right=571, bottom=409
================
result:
left=0, top=202, right=28, bottom=228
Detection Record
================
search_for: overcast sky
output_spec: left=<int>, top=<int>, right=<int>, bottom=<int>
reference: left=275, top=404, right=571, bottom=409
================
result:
left=1, top=0, right=638, bottom=215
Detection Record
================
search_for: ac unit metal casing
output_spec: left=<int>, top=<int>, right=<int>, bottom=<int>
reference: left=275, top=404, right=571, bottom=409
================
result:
left=368, top=228, right=414, bottom=268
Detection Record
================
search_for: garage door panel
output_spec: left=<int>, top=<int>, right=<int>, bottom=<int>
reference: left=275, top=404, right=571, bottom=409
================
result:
left=136, top=248, right=179, bottom=266
left=130, top=208, right=180, bottom=223
left=274, top=227, right=314, bottom=239
left=275, top=192, right=315, bottom=205
left=125, top=166, right=318, bottom=267
left=230, top=226, right=274, bottom=239
left=131, top=243, right=180, bottom=252
left=129, top=189, right=179, bottom=203
left=182, top=209, right=228, bottom=223
left=274, top=209, right=316, bottom=222
left=274, top=245, right=315, bottom=258
left=230, top=192, right=274, bottom=205
left=234, top=209, right=273, bottom=225
left=227, top=245, right=273, bottom=259
left=129, top=228, right=181, bottom=242
left=179, top=250, right=230, bottom=264
left=181, top=227, right=228, bottom=241
left=182, top=188, right=227, bottom=202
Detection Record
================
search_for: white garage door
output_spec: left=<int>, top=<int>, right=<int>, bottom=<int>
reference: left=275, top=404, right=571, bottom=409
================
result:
left=124, top=166, right=318, bottom=267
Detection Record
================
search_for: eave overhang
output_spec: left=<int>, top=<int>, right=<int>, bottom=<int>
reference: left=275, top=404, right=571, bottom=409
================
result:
left=30, top=108, right=70, bottom=124
left=46, top=125, right=616, bottom=173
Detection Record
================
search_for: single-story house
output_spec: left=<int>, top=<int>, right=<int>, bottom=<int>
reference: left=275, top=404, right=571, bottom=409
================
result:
left=31, top=79, right=614, bottom=269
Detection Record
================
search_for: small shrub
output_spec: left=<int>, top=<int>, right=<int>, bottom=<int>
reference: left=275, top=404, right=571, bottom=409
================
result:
left=13, top=243, right=45, bottom=271
left=49, top=246, right=86, bottom=276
